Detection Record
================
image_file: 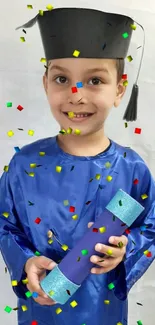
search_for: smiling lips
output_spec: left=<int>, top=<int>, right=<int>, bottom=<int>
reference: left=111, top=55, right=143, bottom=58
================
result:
left=63, top=111, right=94, bottom=122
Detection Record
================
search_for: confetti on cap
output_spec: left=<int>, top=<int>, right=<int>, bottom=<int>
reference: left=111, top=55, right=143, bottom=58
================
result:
left=55, top=307, right=62, bottom=314
left=130, top=24, right=137, bottom=30
left=6, top=102, right=12, bottom=107
left=28, top=130, right=34, bottom=136
left=73, top=50, right=80, bottom=57
left=56, top=166, right=62, bottom=173
left=7, top=130, right=14, bottom=137
left=39, top=10, right=44, bottom=16
left=46, top=4, right=54, bottom=11
left=70, top=300, right=78, bottom=308
left=135, top=128, right=141, bottom=134
left=17, top=105, right=24, bottom=111
left=122, top=32, right=129, bottom=39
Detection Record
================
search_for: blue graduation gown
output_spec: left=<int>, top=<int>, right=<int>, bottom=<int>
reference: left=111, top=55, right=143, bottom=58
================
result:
left=0, top=136, right=155, bottom=325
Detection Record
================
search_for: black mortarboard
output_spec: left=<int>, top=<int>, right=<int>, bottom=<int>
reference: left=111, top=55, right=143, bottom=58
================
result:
left=15, top=7, right=145, bottom=122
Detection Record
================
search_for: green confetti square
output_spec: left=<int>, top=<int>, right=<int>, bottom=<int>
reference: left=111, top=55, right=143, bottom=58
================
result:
left=81, top=249, right=88, bottom=256
left=35, top=251, right=41, bottom=256
left=4, top=306, right=12, bottom=313
left=137, top=321, right=143, bottom=325
left=122, top=32, right=129, bottom=39
left=6, top=102, right=12, bottom=107
left=63, top=200, right=69, bottom=206
left=108, top=282, right=115, bottom=290
left=25, top=291, right=32, bottom=298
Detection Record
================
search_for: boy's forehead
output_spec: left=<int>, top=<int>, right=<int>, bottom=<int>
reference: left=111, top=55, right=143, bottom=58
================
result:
left=48, top=58, right=116, bottom=71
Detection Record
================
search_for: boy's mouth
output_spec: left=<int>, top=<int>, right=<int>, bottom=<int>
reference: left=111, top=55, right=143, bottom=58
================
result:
left=63, top=112, right=94, bottom=122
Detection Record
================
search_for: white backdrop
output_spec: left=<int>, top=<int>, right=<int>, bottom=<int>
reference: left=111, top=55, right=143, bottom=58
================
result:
left=0, top=0, right=155, bottom=324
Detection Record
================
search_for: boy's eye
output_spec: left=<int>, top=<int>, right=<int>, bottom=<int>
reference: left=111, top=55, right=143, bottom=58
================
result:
left=54, top=76, right=102, bottom=85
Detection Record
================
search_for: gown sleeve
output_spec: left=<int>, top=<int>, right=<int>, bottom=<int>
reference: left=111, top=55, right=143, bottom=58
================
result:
left=0, top=155, right=36, bottom=299
left=108, top=159, right=155, bottom=301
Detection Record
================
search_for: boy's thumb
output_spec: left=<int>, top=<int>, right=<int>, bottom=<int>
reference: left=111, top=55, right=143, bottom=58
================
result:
left=37, top=256, right=57, bottom=270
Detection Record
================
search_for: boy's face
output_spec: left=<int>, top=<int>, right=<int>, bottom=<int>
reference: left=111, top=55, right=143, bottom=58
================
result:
left=43, top=58, right=126, bottom=136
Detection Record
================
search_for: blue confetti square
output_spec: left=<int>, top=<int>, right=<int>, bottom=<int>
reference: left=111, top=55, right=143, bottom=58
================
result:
left=76, top=82, right=83, bottom=88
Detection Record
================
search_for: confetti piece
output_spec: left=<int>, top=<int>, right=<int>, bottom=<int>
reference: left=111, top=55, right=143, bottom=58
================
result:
left=13, top=307, right=19, bottom=311
left=118, top=241, right=124, bottom=248
left=21, top=305, right=28, bottom=311
left=39, top=151, right=46, bottom=156
left=18, top=128, right=24, bottom=131
left=35, top=251, right=41, bottom=256
left=137, top=302, right=143, bottom=306
left=30, top=163, right=37, bottom=168
left=39, top=10, right=44, bottom=16
left=49, top=290, right=55, bottom=296
left=25, top=291, right=32, bottom=298
left=89, top=178, right=93, bottom=182
left=59, top=129, right=66, bottom=135
left=72, top=214, right=78, bottom=220
left=102, top=43, right=106, bottom=50
left=76, top=81, right=83, bottom=88
left=71, top=166, right=74, bottom=171
left=27, top=5, right=33, bottom=9
left=141, top=194, right=148, bottom=200
left=48, top=239, right=54, bottom=244
left=32, top=292, right=39, bottom=298
left=72, top=87, right=78, bottom=93
left=47, top=230, right=53, bottom=238
left=127, top=55, right=133, bottom=62
left=104, top=300, right=110, bottom=305
left=95, top=174, right=101, bottom=180
left=130, top=24, right=137, bottom=30
left=122, top=32, right=129, bottom=39
left=31, top=321, right=38, bottom=325
left=106, top=175, right=112, bottom=182
left=113, top=215, right=116, bottom=221
left=105, top=161, right=111, bottom=168
left=20, top=37, right=25, bottom=42
left=5, top=267, right=7, bottom=273
left=7, top=130, right=14, bottom=137
left=124, top=152, right=127, bottom=158
left=86, top=200, right=91, bottom=205
left=55, top=307, right=62, bottom=314
left=67, top=127, right=73, bottom=134
left=46, top=4, right=54, bottom=11
left=6, top=102, right=12, bottom=107
left=117, top=323, right=123, bottom=325
left=14, top=147, right=20, bottom=153
left=99, top=227, right=106, bottom=233
left=4, top=306, right=12, bottom=313
left=146, top=251, right=152, bottom=257
left=66, top=289, right=71, bottom=295
left=70, top=300, right=78, bottom=308
left=123, top=80, right=128, bottom=87
left=69, top=206, right=75, bottom=212
left=28, top=201, right=34, bottom=206
left=107, top=249, right=113, bottom=256
left=11, top=280, right=18, bottom=286
left=137, top=321, right=143, bottom=325
left=56, top=166, right=62, bottom=173
left=2, top=212, right=9, bottom=218
left=125, top=228, right=131, bottom=234
left=22, top=278, right=28, bottom=284
left=74, top=129, right=81, bottom=135
left=81, top=249, right=88, bottom=256
left=93, top=228, right=98, bottom=233
left=28, top=172, right=35, bottom=177
left=140, top=225, right=146, bottom=231
left=28, top=130, right=34, bottom=136
left=61, top=244, right=68, bottom=251
left=68, top=112, right=75, bottom=118
left=133, top=178, right=139, bottom=185
left=119, top=200, right=123, bottom=206
left=73, top=50, right=80, bottom=57
left=77, top=257, right=81, bottom=262
left=63, top=200, right=69, bottom=206
left=108, top=283, right=115, bottom=290
left=17, top=105, right=24, bottom=111
left=125, top=122, right=128, bottom=128
left=122, top=74, right=128, bottom=80
left=4, top=165, right=9, bottom=172
left=135, top=128, right=141, bottom=134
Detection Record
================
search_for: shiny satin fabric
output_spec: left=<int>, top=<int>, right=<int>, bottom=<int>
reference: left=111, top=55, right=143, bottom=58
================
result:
left=0, top=136, right=155, bottom=325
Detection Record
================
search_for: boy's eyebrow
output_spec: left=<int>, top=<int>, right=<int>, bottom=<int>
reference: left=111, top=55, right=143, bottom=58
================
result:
left=49, top=64, right=110, bottom=75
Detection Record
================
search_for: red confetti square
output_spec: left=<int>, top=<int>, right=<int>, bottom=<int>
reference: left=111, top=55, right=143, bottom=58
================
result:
left=92, top=228, right=98, bottom=233
left=35, top=217, right=41, bottom=224
left=71, top=87, right=77, bottom=93
left=147, top=252, right=152, bottom=258
left=133, top=179, right=139, bottom=185
left=31, top=321, right=38, bottom=325
left=17, top=105, right=24, bottom=111
left=122, top=74, right=128, bottom=80
left=125, top=228, right=131, bottom=234
left=69, top=206, right=75, bottom=212
left=135, top=128, right=141, bottom=134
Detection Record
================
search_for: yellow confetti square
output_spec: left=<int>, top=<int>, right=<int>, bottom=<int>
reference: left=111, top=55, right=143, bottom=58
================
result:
left=39, top=10, right=44, bottom=16
left=106, top=175, right=112, bottom=182
left=130, top=24, right=137, bottom=30
left=30, top=163, right=37, bottom=168
left=68, top=112, right=75, bottom=118
left=46, top=4, right=54, bottom=11
left=70, top=300, right=78, bottom=308
left=74, top=129, right=81, bottom=135
left=4, top=165, right=9, bottom=172
left=127, top=55, right=133, bottom=62
left=55, top=307, right=62, bottom=314
left=28, top=130, right=34, bottom=136
left=141, top=194, right=148, bottom=200
left=117, top=323, right=123, bottom=325
left=72, top=214, right=78, bottom=220
left=123, top=80, right=128, bottom=87
left=48, top=239, right=54, bottom=244
left=99, top=227, right=106, bottom=233
left=27, top=5, right=33, bottom=9
left=107, top=249, right=113, bottom=256
left=63, top=200, right=69, bottom=206
left=22, top=278, right=28, bottom=285
left=20, top=37, right=25, bottom=42
left=61, top=244, right=68, bottom=251
left=105, top=162, right=111, bottom=168
left=104, top=300, right=110, bottom=305
left=11, top=280, right=18, bottom=286
left=73, top=50, right=80, bottom=57
left=56, top=166, right=62, bottom=173
left=67, top=128, right=73, bottom=134
left=144, top=250, right=149, bottom=256
left=28, top=172, right=35, bottom=177
left=40, top=58, right=46, bottom=63
left=7, top=130, right=14, bottom=137
left=39, top=152, right=45, bottom=156
left=2, top=212, right=9, bottom=218
left=48, top=290, right=55, bottom=296
left=60, top=129, right=66, bottom=134
left=21, top=305, right=28, bottom=311
left=95, top=174, right=101, bottom=180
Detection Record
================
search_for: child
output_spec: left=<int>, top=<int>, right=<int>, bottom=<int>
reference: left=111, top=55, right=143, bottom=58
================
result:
left=0, top=7, right=155, bottom=325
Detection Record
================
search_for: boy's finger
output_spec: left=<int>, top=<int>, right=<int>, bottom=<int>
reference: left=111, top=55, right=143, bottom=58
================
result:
left=28, top=271, right=48, bottom=298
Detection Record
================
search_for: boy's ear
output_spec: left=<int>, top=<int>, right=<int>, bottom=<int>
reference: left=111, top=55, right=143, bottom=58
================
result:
left=43, top=74, right=48, bottom=94
left=114, top=82, right=126, bottom=107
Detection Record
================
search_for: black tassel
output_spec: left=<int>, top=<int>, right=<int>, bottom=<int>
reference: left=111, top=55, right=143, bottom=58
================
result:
left=123, top=84, right=139, bottom=122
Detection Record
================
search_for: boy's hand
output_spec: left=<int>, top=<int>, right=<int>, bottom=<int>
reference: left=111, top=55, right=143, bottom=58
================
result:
left=24, top=255, right=58, bottom=306
left=88, top=222, right=128, bottom=274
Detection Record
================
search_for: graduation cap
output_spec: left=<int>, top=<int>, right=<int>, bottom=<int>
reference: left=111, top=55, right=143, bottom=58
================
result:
left=15, top=7, right=145, bottom=122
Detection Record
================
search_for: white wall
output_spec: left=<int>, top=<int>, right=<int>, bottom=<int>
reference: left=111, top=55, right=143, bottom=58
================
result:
left=0, top=0, right=155, bottom=324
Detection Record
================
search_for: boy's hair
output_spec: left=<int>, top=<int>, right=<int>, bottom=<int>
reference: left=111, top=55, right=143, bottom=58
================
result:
left=45, top=58, right=124, bottom=83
